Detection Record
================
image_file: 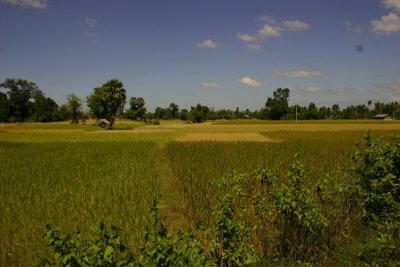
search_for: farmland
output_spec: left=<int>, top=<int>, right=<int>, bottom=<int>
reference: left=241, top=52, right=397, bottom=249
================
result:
left=1, top=120, right=399, bottom=265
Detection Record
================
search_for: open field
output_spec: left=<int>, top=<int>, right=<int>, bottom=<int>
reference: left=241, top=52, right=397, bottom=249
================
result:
left=1, top=120, right=399, bottom=265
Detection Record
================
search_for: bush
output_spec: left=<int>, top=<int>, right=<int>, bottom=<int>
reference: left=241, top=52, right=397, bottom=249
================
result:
left=353, top=132, right=400, bottom=222
left=353, top=132, right=400, bottom=264
left=271, top=155, right=329, bottom=263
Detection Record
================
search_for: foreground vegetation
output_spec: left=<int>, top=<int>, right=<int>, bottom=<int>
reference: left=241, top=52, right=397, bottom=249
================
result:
left=0, top=121, right=399, bottom=266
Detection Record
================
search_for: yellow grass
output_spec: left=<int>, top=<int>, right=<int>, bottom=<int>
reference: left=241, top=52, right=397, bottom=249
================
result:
left=175, top=132, right=275, bottom=142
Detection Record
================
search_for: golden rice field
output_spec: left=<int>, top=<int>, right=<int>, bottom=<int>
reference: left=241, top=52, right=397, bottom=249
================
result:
left=0, top=120, right=399, bottom=265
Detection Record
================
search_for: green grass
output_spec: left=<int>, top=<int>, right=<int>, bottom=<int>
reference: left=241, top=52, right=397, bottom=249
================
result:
left=212, top=119, right=400, bottom=125
left=0, top=141, right=161, bottom=265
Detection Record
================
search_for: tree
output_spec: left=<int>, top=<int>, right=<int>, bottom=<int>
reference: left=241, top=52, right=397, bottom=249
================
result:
left=87, top=79, right=127, bottom=128
left=180, top=109, right=189, bottom=121
left=31, top=91, right=59, bottom=122
left=0, top=92, right=9, bottom=122
left=307, top=102, right=320, bottom=119
left=66, top=94, right=82, bottom=124
left=332, top=104, right=341, bottom=119
left=169, top=103, right=179, bottom=119
left=126, top=97, right=146, bottom=120
left=189, top=104, right=209, bottom=123
left=265, top=88, right=290, bottom=120
left=0, top=78, right=40, bottom=121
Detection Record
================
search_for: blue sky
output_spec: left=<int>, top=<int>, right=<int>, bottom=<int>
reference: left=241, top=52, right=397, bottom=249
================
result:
left=1, top=0, right=400, bottom=111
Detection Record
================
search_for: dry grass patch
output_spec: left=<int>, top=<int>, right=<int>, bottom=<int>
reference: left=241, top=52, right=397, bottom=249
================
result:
left=175, top=132, right=275, bottom=142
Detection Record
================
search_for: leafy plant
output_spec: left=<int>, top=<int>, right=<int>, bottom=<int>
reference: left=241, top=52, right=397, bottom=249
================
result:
left=353, top=132, right=400, bottom=222
left=40, top=223, right=134, bottom=266
left=138, top=200, right=209, bottom=266
left=353, top=132, right=400, bottom=264
left=271, top=155, right=328, bottom=262
left=209, top=194, right=259, bottom=266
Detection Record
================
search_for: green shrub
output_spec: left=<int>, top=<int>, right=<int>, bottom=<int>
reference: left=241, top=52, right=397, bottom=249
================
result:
left=271, top=155, right=328, bottom=263
left=138, top=200, right=209, bottom=266
left=353, top=132, right=400, bottom=222
left=40, top=223, right=134, bottom=266
left=353, top=132, right=400, bottom=264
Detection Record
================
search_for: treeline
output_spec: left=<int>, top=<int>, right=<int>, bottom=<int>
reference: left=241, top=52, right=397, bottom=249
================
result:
left=0, top=79, right=88, bottom=123
left=1, top=78, right=399, bottom=123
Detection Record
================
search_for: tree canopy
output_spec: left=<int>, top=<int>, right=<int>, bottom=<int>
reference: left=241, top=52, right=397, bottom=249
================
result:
left=126, top=97, right=146, bottom=120
left=66, top=94, right=82, bottom=124
left=86, top=79, right=127, bottom=128
left=0, top=79, right=40, bottom=121
left=265, top=88, right=290, bottom=120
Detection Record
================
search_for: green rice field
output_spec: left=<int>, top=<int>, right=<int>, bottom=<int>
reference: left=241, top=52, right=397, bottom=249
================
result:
left=1, top=120, right=399, bottom=265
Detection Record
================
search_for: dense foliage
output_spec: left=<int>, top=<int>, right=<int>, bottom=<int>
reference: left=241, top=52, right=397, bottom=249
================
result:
left=0, top=78, right=61, bottom=122
left=86, top=79, right=127, bottom=128
left=1, top=78, right=399, bottom=123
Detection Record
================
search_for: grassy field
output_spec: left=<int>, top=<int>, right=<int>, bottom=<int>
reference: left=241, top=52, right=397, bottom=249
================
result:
left=0, top=120, right=399, bottom=265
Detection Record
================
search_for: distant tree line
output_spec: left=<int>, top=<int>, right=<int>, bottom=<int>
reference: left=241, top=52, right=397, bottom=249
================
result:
left=1, top=78, right=400, bottom=124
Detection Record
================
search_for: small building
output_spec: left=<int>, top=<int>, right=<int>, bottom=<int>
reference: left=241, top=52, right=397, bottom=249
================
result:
left=373, top=114, right=393, bottom=120
left=97, top=119, right=111, bottom=128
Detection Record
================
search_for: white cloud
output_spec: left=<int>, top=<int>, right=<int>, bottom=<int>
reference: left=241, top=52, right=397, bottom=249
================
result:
left=237, top=33, right=258, bottom=42
left=371, top=12, right=400, bottom=34
left=238, top=16, right=310, bottom=49
left=382, top=0, right=400, bottom=12
left=201, top=82, right=220, bottom=89
left=272, top=70, right=324, bottom=79
left=258, top=25, right=282, bottom=38
left=197, top=39, right=218, bottom=49
left=2, top=0, right=47, bottom=8
left=85, top=18, right=98, bottom=28
left=258, top=15, right=276, bottom=24
left=247, top=43, right=262, bottom=50
left=282, top=20, right=311, bottom=31
left=238, top=76, right=265, bottom=88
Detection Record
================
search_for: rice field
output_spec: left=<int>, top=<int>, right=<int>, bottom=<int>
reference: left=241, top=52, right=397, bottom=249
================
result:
left=0, top=120, right=399, bottom=265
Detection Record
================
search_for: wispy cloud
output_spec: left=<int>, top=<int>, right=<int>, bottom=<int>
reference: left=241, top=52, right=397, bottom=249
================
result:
left=302, top=86, right=321, bottom=93
left=371, top=82, right=400, bottom=94
left=85, top=18, right=98, bottom=28
left=382, top=0, right=400, bottom=12
left=237, top=33, right=258, bottom=42
left=197, top=39, right=218, bottom=49
left=282, top=20, right=311, bottom=31
left=82, top=32, right=95, bottom=38
left=292, top=86, right=321, bottom=93
left=2, top=0, right=47, bottom=8
left=238, top=76, right=265, bottom=88
left=238, top=16, right=311, bottom=50
left=201, top=82, right=220, bottom=89
left=272, top=70, right=323, bottom=79
left=345, top=21, right=362, bottom=34
left=247, top=43, right=262, bottom=50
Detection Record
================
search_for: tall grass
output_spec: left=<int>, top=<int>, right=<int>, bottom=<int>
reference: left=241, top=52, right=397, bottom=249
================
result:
left=162, top=130, right=398, bottom=263
left=0, top=122, right=398, bottom=265
left=163, top=131, right=365, bottom=221
left=0, top=141, right=160, bottom=265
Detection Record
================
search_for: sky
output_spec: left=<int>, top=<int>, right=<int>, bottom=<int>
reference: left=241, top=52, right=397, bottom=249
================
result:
left=0, top=0, right=400, bottom=111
